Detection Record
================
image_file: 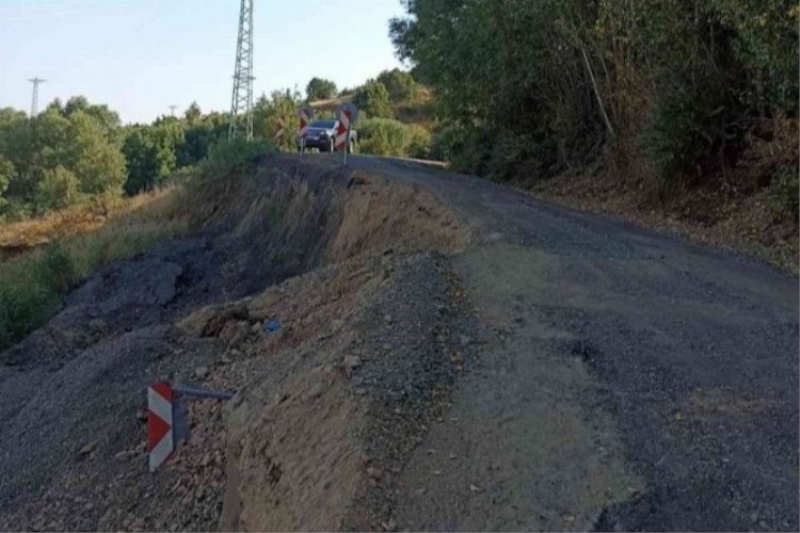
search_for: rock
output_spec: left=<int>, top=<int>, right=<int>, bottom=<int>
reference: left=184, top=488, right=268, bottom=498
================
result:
left=460, top=335, right=472, bottom=347
left=309, top=382, right=327, bottom=398
left=136, top=409, right=148, bottom=422
left=367, top=466, right=383, bottom=480
left=469, top=484, right=481, bottom=493
left=384, top=314, right=393, bottom=324
left=78, top=442, right=96, bottom=456
left=342, top=355, right=362, bottom=375
left=130, top=518, right=145, bottom=531
left=194, top=366, right=209, bottom=379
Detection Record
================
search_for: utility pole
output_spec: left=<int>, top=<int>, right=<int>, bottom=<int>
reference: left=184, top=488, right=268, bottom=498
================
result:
left=28, top=77, right=46, bottom=117
left=169, top=105, right=178, bottom=117
left=229, top=0, right=254, bottom=140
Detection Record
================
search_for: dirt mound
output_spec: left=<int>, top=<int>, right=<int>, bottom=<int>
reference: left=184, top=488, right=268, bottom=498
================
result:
left=0, top=155, right=474, bottom=532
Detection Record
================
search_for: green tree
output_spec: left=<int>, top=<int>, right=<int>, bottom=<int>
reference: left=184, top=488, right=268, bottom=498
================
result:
left=306, top=77, right=338, bottom=101
left=34, top=166, right=79, bottom=212
left=353, top=80, right=393, bottom=119
left=184, top=102, right=203, bottom=126
left=377, top=69, right=419, bottom=102
left=122, top=122, right=184, bottom=195
left=253, top=89, right=302, bottom=152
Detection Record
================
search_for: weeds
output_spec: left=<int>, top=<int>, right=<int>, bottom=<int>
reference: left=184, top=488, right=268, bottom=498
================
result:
left=0, top=186, right=189, bottom=350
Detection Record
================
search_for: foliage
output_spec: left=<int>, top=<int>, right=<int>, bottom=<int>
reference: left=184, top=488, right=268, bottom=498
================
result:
left=34, top=166, right=80, bottom=212
left=357, top=118, right=432, bottom=159
left=391, top=0, right=799, bottom=194
left=377, top=68, right=419, bottom=103
left=253, top=89, right=303, bottom=152
left=306, top=77, right=338, bottom=101
left=353, top=80, right=393, bottom=119
left=199, top=137, right=276, bottom=179
left=0, top=185, right=189, bottom=350
left=769, top=164, right=799, bottom=221
left=122, top=121, right=184, bottom=195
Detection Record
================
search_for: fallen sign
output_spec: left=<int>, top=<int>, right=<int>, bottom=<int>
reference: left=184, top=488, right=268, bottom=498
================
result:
left=147, top=382, right=234, bottom=472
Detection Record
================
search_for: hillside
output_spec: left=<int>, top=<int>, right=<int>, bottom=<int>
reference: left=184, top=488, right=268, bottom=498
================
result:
left=0, top=152, right=797, bottom=531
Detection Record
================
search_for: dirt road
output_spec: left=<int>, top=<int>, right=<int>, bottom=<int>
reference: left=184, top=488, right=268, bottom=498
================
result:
left=0, top=155, right=796, bottom=531
left=342, top=155, right=799, bottom=531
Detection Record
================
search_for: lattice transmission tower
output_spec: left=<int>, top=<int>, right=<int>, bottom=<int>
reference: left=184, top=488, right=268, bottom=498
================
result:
left=229, top=0, right=254, bottom=140
left=28, top=77, right=46, bottom=117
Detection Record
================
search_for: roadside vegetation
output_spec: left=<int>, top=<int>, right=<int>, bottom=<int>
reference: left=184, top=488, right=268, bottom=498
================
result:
left=390, top=0, right=799, bottom=269
left=0, top=136, right=273, bottom=351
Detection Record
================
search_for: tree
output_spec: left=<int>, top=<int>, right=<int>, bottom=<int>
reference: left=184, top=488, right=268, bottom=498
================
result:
left=184, top=102, right=202, bottom=126
left=377, top=69, right=419, bottom=102
left=122, top=122, right=184, bottom=195
left=353, top=80, right=393, bottom=119
left=34, top=166, right=79, bottom=212
left=253, top=89, right=302, bottom=152
left=306, top=77, right=338, bottom=101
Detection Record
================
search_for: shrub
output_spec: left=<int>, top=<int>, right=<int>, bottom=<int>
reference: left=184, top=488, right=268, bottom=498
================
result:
left=35, top=166, right=80, bottom=213
left=407, top=125, right=432, bottom=159
left=769, top=164, right=799, bottom=221
left=358, top=119, right=412, bottom=157
left=353, top=81, right=393, bottom=119
left=199, top=137, right=276, bottom=179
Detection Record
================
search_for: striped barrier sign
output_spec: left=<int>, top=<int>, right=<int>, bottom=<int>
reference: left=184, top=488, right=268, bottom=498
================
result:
left=334, top=102, right=358, bottom=166
left=274, top=117, right=285, bottom=140
left=147, top=383, right=235, bottom=472
left=334, top=109, right=351, bottom=151
left=298, top=105, right=314, bottom=156
left=147, top=383, right=174, bottom=472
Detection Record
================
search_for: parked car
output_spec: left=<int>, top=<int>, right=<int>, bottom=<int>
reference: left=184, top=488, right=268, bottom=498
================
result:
left=297, top=119, right=357, bottom=153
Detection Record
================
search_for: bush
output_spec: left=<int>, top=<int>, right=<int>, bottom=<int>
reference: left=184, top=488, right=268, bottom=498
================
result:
left=358, top=119, right=412, bottom=157
left=353, top=81, right=393, bottom=119
left=199, top=137, right=276, bottom=179
left=35, top=166, right=80, bottom=213
left=769, top=165, right=799, bottom=221
left=407, top=125, right=432, bottom=159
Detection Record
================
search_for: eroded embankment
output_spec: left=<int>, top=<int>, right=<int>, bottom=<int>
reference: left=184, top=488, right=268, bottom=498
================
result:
left=0, top=156, right=476, bottom=532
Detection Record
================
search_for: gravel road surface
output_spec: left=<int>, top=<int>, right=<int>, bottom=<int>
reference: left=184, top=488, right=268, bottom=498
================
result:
left=343, top=155, right=799, bottom=532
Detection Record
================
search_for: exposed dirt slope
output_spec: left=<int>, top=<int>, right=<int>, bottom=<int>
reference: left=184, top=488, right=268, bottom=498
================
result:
left=0, top=156, right=473, bottom=532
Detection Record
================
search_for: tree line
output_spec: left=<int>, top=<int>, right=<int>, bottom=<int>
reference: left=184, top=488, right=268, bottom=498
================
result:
left=0, top=91, right=307, bottom=220
left=390, top=0, right=798, bottom=190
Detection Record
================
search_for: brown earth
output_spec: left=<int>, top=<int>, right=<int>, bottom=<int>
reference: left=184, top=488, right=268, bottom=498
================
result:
left=1, top=153, right=797, bottom=533
left=527, top=117, right=799, bottom=273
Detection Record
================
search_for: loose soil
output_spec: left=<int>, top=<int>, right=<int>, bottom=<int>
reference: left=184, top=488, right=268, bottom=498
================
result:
left=0, top=153, right=796, bottom=532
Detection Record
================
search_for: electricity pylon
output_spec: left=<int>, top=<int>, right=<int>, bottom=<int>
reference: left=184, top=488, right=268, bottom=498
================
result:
left=229, top=0, right=254, bottom=140
left=28, top=77, right=46, bottom=117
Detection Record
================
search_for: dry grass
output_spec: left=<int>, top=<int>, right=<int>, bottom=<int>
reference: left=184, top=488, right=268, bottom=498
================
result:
left=0, top=186, right=192, bottom=350
left=0, top=187, right=185, bottom=261
left=530, top=118, right=799, bottom=273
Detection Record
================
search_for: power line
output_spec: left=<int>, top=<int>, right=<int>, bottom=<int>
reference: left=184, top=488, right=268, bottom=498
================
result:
left=229, top=0, right=254, bottom=140
left=28, top=77, right=46, bottom=117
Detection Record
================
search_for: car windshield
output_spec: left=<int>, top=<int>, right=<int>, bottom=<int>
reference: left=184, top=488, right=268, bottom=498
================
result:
left=310, top=120, right=336, bottom=129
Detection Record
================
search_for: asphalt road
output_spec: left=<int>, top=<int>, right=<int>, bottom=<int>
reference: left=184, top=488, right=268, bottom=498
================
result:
left=341, top=155, right=799, bottom=532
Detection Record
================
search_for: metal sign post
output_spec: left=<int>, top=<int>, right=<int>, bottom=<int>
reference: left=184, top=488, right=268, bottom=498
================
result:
left=147, top=382, right=235, bottom=472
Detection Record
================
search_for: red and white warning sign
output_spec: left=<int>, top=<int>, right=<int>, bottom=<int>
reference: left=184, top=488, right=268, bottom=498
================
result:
left=298, top=105, right=314, bottom=140
left=334, top=109, right=352, bottom=151
left=274, top=117, right=285, bottom=140
left=147, top=382, right=174, bottom=472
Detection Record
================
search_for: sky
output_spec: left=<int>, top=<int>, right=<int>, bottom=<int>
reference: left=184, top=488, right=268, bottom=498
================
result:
left=0, top=0, right=407, bottom=124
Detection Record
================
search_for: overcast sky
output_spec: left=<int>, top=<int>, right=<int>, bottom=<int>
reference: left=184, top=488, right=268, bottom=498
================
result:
left=0, top=0, right=407, bottom=124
